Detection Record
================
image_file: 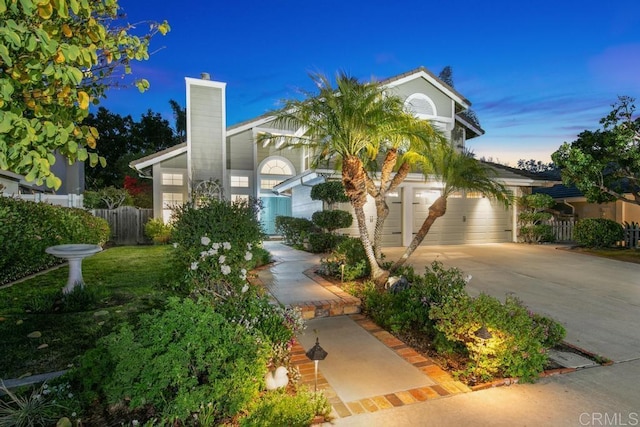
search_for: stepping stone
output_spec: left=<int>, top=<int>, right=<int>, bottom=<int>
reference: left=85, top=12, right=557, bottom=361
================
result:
left=548, top=349, right=598, bottom=368
left=27, top=331, right=42, bottom=338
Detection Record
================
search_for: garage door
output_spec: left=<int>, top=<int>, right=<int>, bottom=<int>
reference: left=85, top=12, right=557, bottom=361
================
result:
left=412, top=189, right=512, bottom=245
left=380, top=190, right=403, bottom=246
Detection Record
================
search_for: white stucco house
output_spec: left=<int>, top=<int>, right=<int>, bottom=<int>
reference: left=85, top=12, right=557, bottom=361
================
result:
left=130, top=66, right=553, bottom=246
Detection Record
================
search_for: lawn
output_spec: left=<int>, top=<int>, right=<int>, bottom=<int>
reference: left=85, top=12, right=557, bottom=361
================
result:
left=0, top=245, right=180, bottom=380
left=570, top=247, right=640, bottom=264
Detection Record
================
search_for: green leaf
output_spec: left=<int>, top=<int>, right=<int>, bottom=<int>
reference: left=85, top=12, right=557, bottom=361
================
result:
left=0, top=113, right=12, bottom=133
left=77, top=147, right=88, bottom=161
left=0, top=28, right=21, bottom=47
left=18, top=0, right=34, bottom=14
left=24, top=165, right=38, bottom=182
left=68, top=67, right=83, bottom=85
left=68, top=0, right=79, bottom=14
left=67, top=139, right=77, bottom=153
left=0, top=0, right=6, bottom=14
left=0, top=44, right=11, bottom=67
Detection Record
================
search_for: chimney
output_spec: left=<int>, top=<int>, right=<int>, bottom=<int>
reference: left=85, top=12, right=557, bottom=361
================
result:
left=200, top=72, right=210, bottom=80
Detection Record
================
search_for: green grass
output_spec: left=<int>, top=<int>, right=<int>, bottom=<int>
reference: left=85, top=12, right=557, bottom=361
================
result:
left=0, top=245, right=181, bottom=379
left=573, top=247, right=640, bottom=264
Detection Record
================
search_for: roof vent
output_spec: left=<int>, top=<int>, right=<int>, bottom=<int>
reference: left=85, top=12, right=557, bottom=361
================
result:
left=200, top=72, right=210, bottom=80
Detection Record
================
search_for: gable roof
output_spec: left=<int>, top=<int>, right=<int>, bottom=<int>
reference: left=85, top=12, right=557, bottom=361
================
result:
left=482, top=161, right=560, bottom=186
left=129, top=142, right=187, bottom=174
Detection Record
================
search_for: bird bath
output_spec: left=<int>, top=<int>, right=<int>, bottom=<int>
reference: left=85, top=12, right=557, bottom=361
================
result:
left=45, top=244, right=102, bottom=294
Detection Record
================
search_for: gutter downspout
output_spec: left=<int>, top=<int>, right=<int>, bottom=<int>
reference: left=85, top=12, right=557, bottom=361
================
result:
left=562, top=199, right=575, bottom=217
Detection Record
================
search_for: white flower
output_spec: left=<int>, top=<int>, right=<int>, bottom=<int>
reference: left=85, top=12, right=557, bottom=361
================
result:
left=464, top=275, right=473, bottom=283
left=71, top=412, right=77, bottom=418
left=132, top=421, right=139, bottom=426
left=219, top=255, right=226, bottom=264
left=207, top=248, right=218, bottom=256
left=212, top=242, right=221, bottom=250
left=221, top=265, right=231, bottom=275
left=200, top=251, right=208, bottom=259
left=241, top=284, right=249, bottom=293
left=201, top=236, right=211, bottom=246
left=173, top=243, right=178, bottom=248
left=247, top=243, right=253, bottom=250
left=190, top=262, right=199, bottom=270
left=241, top=268, right=247, bottom=275
left=68, top=392, right=73, bottom=398
left=223, top=242, right=231, bottom=250
left=244, top=251, right=253, bottom=261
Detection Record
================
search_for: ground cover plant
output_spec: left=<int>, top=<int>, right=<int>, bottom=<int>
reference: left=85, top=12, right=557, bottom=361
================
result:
left=1, top=197, right=331, bottom=426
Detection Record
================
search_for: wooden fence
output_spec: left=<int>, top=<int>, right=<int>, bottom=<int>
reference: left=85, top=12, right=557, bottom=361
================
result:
left=546, top=220, right=640, bottom=248
left=91, top=206, right=153, bottom=245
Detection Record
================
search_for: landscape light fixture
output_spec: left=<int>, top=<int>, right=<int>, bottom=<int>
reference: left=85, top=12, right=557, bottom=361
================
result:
left=305, top=337, right=328, bottom=391
left=474, top=325, right=493, bottom=340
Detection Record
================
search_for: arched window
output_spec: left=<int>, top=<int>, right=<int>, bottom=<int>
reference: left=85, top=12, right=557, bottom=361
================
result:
left=258, top=157, right=295, bottom=191
left=404, top=93, right=437, bottom=119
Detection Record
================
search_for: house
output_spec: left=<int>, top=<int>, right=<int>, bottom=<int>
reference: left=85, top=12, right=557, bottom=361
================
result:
left=0, top=152, right=84, bottom=208
left=534, top=182, right=640, bottom=224
left=130, top=67, right=555, bottom=246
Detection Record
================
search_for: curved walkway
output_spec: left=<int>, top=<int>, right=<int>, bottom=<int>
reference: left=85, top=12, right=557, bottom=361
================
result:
left=258, top=242, right=470, bottom=421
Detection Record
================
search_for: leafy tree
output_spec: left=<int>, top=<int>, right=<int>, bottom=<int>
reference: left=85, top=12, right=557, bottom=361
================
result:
left=84, top=107, right=177, bottom=189
left=0, top=0, right=169, bottom=189
left=263, top=72, right=438, bottom=286
left=552, top=96, right=640, bottom=205
left=517, top=193, right=555, bottom=243
left=391, top=145, right=511, bottom=270
left=169, top=99, right=186, bottom=141
left=438, top=65, right=454, bottom=87
left=517, top=159, right=557, bottom=173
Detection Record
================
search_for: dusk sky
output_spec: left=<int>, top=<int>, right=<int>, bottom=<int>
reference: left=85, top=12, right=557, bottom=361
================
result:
left=100, top=0, right=640, bottom=166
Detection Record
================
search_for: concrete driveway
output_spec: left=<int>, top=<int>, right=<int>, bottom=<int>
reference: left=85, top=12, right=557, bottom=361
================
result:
left=383, top=243, right=640, bottom=363
left=332, top=243, right=640, bottom=426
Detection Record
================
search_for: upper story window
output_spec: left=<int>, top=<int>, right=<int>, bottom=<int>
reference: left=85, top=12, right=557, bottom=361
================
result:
left=404, top=93, right=437, bottom=120
left=260, top=159, right=292, bottom=175
left=162, top=173, right=183, bottom=186
left=231, top=176, right=249, bottom=187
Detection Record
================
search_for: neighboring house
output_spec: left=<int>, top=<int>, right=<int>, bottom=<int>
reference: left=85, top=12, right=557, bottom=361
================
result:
left=534, top=183, right=640, bottom=224
left=130, top=66, right=555, bottom=246
left=0, top=152, right=84, bottom=208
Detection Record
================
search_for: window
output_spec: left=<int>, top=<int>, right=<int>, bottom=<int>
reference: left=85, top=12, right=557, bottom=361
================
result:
left=260, top=159, right=292, bottom=175
left=404, top=93, right=437, bottom=119
left=231, top=176, right=249, bottom=187
left=261, top=179, right=282, bottom=190
left=162, top=173, right=183, bottom=186
left=162, top=192, right=183, bottom=223
left=231, top=194, right=249, bottom=202
left=449, top=191, right=463, bottom=199
left=466, top=191, right=483, bottom=199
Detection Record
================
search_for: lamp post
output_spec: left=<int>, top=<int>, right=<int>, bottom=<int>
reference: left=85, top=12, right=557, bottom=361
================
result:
left=305, top=337, right=328, bottom=391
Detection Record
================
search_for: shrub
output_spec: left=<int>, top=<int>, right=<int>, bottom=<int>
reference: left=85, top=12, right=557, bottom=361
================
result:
left=239, top=389, right=331, bottom=427
left=517, top=194, right=555, bottom=243
left=430, top=294, right=566, bottom=383
left=310, top=181, right=348, bottom=206
left=144, top=217, right=173, bottom=244
left=574, top=218, right=624, bottom=248
left=362, top=262, right=469, bottom=334
left=518, top=223, right=555, bottom=244
left=318, top=237, right=370, bottom=280
left=73, top=297, right=271, bottom=425
left=307, top=232, right=345, bottom=253
left=311, top=210, right=353, bottom=232
left=0, top=197, right=110, bottom=285
left=274, top=216, right=317, bottom=247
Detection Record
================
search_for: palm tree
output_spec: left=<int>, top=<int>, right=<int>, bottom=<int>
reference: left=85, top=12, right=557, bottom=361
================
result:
left=264, top=72, right=437, bottom=285
left=169, top=99, right=186, bottom=141
left=390, top=144, right=512, bottom=271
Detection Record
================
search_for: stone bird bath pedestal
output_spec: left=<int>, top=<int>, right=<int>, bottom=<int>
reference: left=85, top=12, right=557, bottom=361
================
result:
left=45, top=244, right=102, bottom=294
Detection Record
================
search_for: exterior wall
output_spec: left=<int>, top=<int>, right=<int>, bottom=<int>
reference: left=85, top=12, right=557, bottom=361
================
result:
left=152, top=153, right=188, bottom=221
left=0, top=175, right=19, bottom=195
left=388, top=78, right=453, bottom=118
left=256, top=143, right=301, bottom=173
left=227, top=129, right=254, bottom=170
left=291, top=185, right=322, bottom=219
left=187, top=78, right=226, bottom=195
left=572, top=200, right=640, bottom=224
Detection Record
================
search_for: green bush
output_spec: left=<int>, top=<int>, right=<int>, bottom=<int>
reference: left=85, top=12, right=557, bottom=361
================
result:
left=311, top=210, right=353, bottom=232
left=574, top=218, right=624, bottom=248
left=310, top=181, right=349, bottom=206
left=518, top=224, right=555, bottom=244
left=307, top=232, right=345, bottom=253
left=171, top=198, right=265, bottom=293
left=73, top=297, right=271, bottom=425
left=0, top=197, right=110, bottom=285
left=318, top=237, right=370, bottom=280
left=430, top=294, right=566, bottom=383
left=144, top=217, right=173, bottom=244
left=517, top=194, right=555, bottom=243
left=362, top=262, right=468, bottom=334
left=274, top=216, right=317, bottom=247
left=240, top=389, right=331, bottom=427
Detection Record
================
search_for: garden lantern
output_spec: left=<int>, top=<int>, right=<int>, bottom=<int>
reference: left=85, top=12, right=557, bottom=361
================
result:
left=305, top=337, right=328, bottom=391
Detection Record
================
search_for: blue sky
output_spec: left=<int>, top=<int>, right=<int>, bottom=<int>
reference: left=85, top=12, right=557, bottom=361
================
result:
left=100, top=0, right=640, bottom=166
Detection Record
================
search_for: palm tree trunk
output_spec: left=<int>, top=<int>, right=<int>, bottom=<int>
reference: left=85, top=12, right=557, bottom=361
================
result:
left=373, top=197, right=388, bottom=260
left=353, top=203, right=389, bottom=287
left=391, top=196, right=447, bottom=272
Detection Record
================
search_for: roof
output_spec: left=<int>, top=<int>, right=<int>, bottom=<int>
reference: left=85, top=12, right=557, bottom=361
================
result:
left=129, top=142, right=187, bottom=173
left=534, top=184, right=584, bottom=199
left=482, top=161, right=560, bottom=186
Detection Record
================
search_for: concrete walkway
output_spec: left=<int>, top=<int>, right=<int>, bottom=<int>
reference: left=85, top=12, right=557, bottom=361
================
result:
left=260, top=241, right=640, bottom=426
left=259, top=242, right=470, bottom=420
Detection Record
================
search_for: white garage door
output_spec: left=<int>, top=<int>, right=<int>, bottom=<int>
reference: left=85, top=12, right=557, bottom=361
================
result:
left=380, top=190, right=403, bottom=247
left=412, top=189, right=512, bottom=245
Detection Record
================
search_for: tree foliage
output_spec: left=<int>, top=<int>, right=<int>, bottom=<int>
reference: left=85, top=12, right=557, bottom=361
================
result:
left=0, top=0, right=169, bottom=188
left=83, top=107, right=177, bottom=189
left=517, top=158, right=557, bottom=173
left=552, top=96, right=640, bottom=205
